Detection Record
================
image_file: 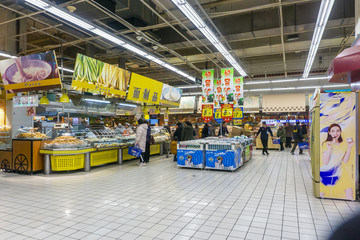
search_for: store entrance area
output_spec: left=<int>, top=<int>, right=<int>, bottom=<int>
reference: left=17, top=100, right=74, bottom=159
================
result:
left=1, top=152, right=359, bottom=240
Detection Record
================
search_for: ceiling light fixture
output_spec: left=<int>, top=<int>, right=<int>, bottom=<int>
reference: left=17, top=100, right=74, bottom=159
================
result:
left=171, top=0, right=247, bottom=76
left=84, top=99, right=110, bottom=104
left=25, top=0, right=195, bottom=82
left=303, top=0, right=335, bottom=78
left=118, top=103, right=137, bottom=108
left=0, top=52, right=17, bottom=59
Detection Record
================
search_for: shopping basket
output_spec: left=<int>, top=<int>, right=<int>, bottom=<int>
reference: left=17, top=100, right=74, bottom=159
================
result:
left=128, top=146, right=142, bottom=157
left=298, top=141, right=309, bottom=149
left=272, top=138, right=280, bottom=144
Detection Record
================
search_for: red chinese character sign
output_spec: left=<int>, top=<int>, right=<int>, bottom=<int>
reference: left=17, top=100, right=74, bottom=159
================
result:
left=201, top=70, right=214, bottom=103
left=233, top=77, right=244, bottom=106
left=221, top=104, right=233, bottom=123
left=201, top=104, right=214, bottom=123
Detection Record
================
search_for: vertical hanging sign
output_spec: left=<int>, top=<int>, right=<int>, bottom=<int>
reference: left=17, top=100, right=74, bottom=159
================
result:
left=201, top=70, right=214, bottom=104
left=214, top=78, right=223, bottom=108
left=214, top=108, right=223, bottom=123
left=201, top=104, right=214, bottom=123
left=221, top=68, right=234, bottom=104
left=234, top=77, right=244, bottom=106
left=221, top=103, right=233, bottom=123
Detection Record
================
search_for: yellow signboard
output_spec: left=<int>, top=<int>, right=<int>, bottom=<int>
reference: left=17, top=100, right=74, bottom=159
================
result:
left=71, top=54, right=130, bottom=98
left=127, top=73, right=163, bottom=105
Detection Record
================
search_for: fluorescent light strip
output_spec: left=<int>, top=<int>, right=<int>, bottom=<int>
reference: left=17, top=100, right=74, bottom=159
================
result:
left=59, top=67, right=74, bottom=73
left=172, top=0, right=247, bottom=76
left=25, top=0, right=195, bottom=82
left=84, top=99, right=111, bottom=104
left=245, top=81, right=270, bottom=85
left=297, top=86, right=321, bottom=89
left=322, top=84, right=350, bottom=88
left=303, top=0, right=335, bottom=78
left=118, top=103, right=137, bottom=108
left=0, top=52, right=17, bottom=59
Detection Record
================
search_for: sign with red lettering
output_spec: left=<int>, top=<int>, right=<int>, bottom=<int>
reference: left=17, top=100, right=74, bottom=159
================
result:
left=201, top=104, right=214, bottom=123
left=221, top=103, right=233, bottom=123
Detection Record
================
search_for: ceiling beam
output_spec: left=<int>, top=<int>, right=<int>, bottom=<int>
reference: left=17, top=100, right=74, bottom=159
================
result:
left=278, top=0, right=287, bottom=77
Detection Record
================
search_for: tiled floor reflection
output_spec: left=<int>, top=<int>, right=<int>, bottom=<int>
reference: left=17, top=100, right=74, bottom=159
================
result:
left=1, top=150, right=360, bottom=240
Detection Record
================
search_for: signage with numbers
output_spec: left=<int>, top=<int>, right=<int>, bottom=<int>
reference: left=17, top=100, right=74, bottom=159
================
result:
left=221, top=103, right=233, bottom=122
left=233, top=107, right=243, bottom=119
left=201, top=104, right=214, bottom=123
left=214, top=108, right=222, bottom=123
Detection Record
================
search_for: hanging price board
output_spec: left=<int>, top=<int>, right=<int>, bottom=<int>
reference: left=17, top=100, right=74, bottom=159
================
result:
left=233, top=107, right=243, bottom=119
left=234, top=119, right=242, bottom=125
left=221, top=104, right=233, bottom=122
left=201, top=104, right=214, bottom=123
left=214, top=108, right=222, bottom=123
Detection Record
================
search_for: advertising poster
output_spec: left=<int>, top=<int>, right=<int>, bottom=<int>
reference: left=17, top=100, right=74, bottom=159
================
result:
left=214, top=78, right=224, bottom=108
left=13, top=95, right=38, bottom=108
left=0, top=51, right=61, bottom=93
left=233, top=107, right=243, bottom=120
left=201, top=69, right=214, bottom=104
left=72, top=54, right=131, bottom=98
left=177, top=149, right=204, bottom=168
left=221, top=103, right=233, bottom=123
left=127, top=73, right=163, bottom=105
left=221, top=68, right=234, bottom=104
left=206, top=148, right=241, bottom=170
left=159, top=84, right=182, bottom=107
left=214, top=108, right=222, bottom=123
left=319, top=92, right=357, bottom=200
left=201, top=104, right=213, bottom=123
left=234, top=77, right=244, bottom=106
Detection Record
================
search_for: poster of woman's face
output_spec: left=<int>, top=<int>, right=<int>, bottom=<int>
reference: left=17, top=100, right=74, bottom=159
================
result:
left=319, top=92, right=356, bottom=200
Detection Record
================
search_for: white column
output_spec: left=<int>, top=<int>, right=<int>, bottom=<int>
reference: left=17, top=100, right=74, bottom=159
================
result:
left=356, top=0, right=360, bottom=38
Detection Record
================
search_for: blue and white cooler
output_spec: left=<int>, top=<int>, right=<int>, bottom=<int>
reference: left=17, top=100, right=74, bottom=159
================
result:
left=177, top=140, right=205, bottom=169
left=205, top=142, right=242, bottom=171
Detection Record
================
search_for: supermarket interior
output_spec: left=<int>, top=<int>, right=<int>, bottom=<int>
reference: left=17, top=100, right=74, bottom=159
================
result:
left=1, top=0, right=360, bottom=240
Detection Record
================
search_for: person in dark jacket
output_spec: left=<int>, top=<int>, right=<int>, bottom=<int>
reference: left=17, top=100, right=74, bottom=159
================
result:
left=256, top=122, right=273, bottom=155
left=291, top=122, right=303, bottom=155
left=181, top=121, right=195, bottom=141
left=201, top=123, right=210, bottom=138
left=301, top=122, right=308, bottom=141
left=173, top=122, right=183, bottom=141
left=277, top=124, right=286, bottom=151
left=284, top=122, right=293, bottom=148
left=218, top=121, right=229, bottom=136
left=209, top=123, right=216, bottom=136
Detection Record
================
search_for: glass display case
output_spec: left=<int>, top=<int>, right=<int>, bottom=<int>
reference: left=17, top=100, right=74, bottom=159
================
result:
left=41, top=130, right=88, bottom=149
left=0, top=125, right=11, bottom=150
left=15, top=127, right=48, bottom=139
left=152, top=126, right=171, bottom=143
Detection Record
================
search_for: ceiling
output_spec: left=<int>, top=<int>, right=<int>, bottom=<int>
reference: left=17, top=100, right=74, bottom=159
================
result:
left=0, top=0, right=355, bottom=95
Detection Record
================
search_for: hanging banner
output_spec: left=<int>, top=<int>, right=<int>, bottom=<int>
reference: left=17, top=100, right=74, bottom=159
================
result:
left=127, top=73, right=163, bottom=105
left=214, top=108, right=222, bottom=123
left=0, top=51, right=61, bottom=93
left=221, top=68, right=234, bottom=104
left=233, top=107, right=244, bottom=120
left=221, top=103, right=233, bottom=123
left=201, top=104, right=214, bottom=123
left=234, top=120, right=242, bottom=125
left=201, top=69, right=214, bottom=104
left=159, top=84, right=182, bottom=107
left=72, top=54, right=130, bottom=98
left=319, top=92, right=356, bottom=200
left=214, top=79, right=224, bottom=108
left=234, top=77, right=244, bottom=106
left=13, top=95, right=38, bottom=108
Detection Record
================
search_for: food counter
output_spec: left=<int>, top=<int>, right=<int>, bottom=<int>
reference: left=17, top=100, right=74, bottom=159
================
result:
left=255, top=136, right=280, bottom=150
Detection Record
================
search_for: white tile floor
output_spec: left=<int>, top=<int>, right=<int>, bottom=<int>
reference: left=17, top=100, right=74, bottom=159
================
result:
left=1, top=150, right=360, bottom=240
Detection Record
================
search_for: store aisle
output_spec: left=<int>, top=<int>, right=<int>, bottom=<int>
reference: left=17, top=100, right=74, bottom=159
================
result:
left=0, top=151, right=360, bottom=240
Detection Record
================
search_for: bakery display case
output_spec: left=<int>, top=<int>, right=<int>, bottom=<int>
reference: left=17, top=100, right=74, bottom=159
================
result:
left=0, top=126, right=12, bottom=172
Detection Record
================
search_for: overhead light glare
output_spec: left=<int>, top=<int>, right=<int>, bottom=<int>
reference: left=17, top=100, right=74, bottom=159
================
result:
left=84, top=99, right=111, bottom=104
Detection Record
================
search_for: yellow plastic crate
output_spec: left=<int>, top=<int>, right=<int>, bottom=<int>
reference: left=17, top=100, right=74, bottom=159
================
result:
left=90, top=149, right=118, bottom=166
left=51, top=154, right=84, bottom=171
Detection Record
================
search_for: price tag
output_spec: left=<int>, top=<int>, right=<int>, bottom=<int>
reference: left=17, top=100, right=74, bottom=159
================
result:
left=201, top=104, right=214, bottom=123
left=221, top=103, right=233, bottom=123
left=233, top=107, right=243, bottom=119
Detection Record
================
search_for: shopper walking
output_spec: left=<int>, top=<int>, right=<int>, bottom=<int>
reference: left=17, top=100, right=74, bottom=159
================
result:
left=209, top=123, right=216, bottom=136
left=291, top=122, right=304, bottom=155
left=218, top=121, right=229, bottom=137
left=143, top=121, right=152, bottom=165
left=201, top=123, right=210, bottom=138
left=173, top=122, right=183, bottom=141
left=301, top=122, right=308, bottom=141
left=256, top=122, right=273, bottom=155
left=277, top=124, right=286, bottom=151
left=181, top=121, right=195, bottom=141
left=135, top=118, right=148, bottom=166
left=285, top=122, right=293, bottom=148
left=194, top=124, right=200, bottom=138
